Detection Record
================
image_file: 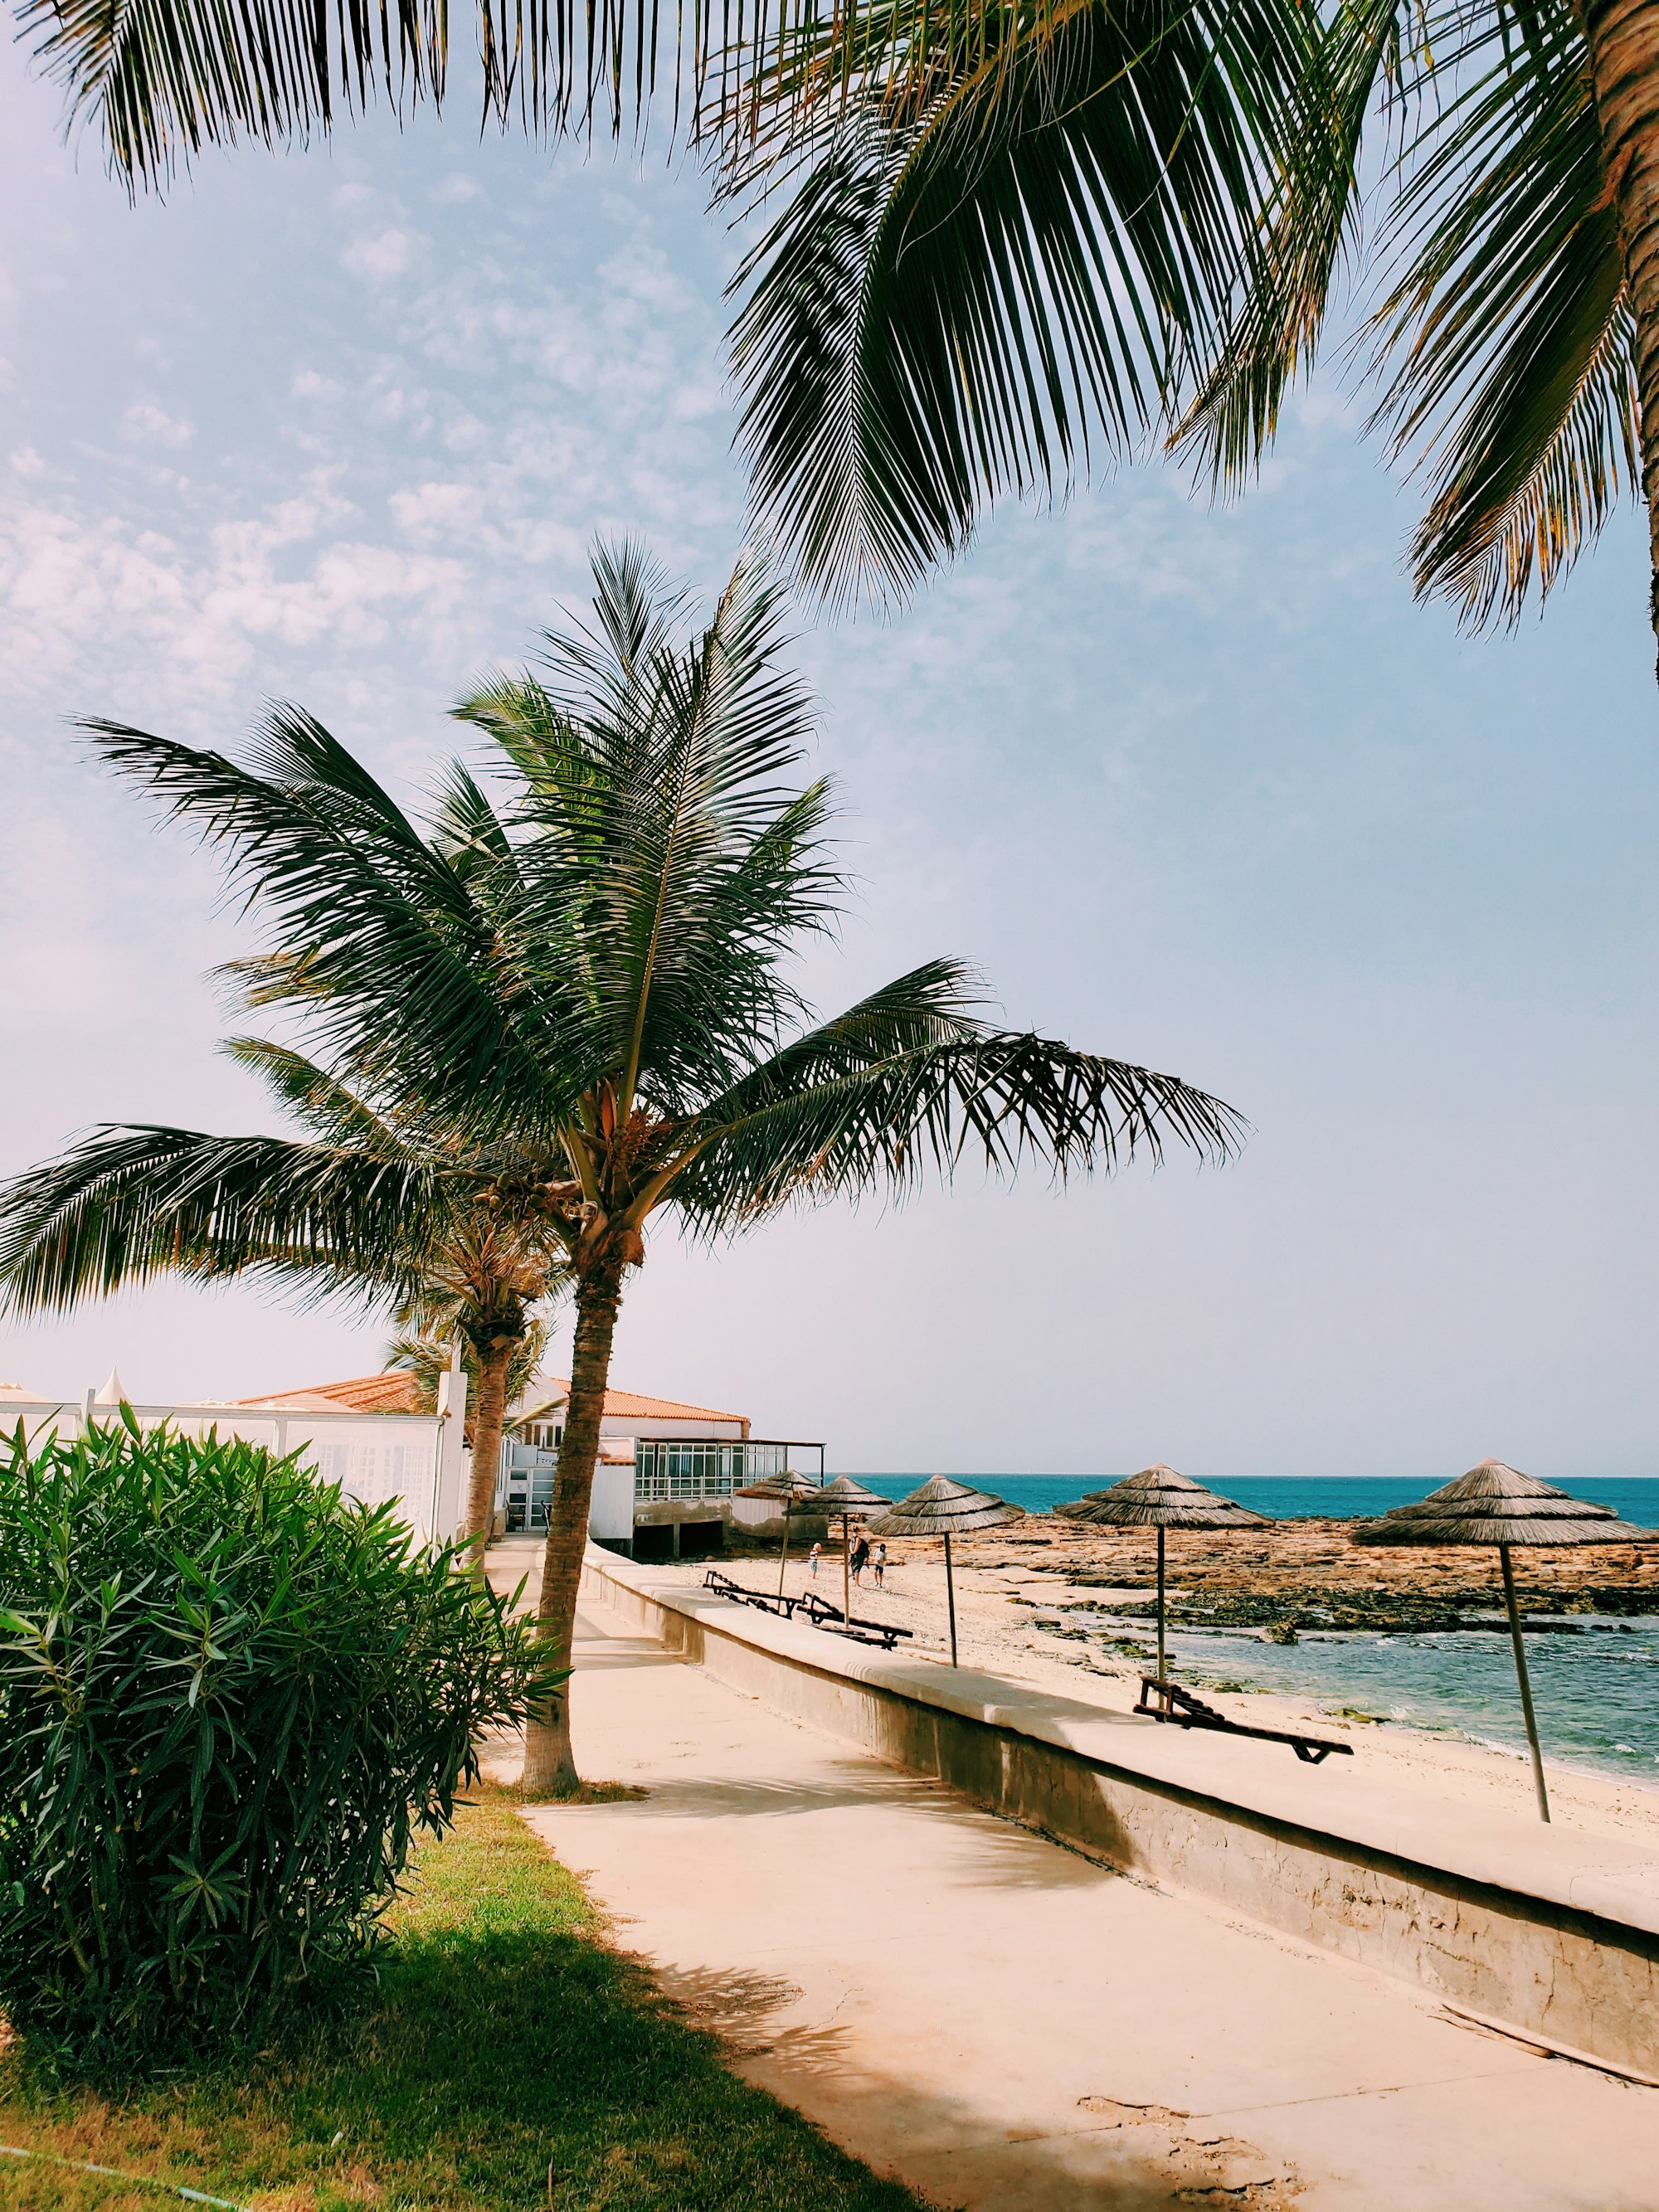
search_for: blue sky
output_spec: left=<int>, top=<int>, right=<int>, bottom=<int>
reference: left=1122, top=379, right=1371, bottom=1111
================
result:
left=2, top=48, right=1656, bottom=1477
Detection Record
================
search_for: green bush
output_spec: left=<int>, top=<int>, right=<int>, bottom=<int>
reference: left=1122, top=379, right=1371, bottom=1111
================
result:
left=0, top=1414, right=558, bottom=2073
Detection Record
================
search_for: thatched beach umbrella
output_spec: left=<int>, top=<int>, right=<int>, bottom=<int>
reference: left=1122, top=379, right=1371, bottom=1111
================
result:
left=733, top=1471, right=830, bottom=1596
left=1067, top=1465, right=1268, bottom=1683
left=790, top=1475, right=888, bottom=1624
left=865, top=1475, right=1025, bottom=1665
left=1053, top=1487, right=1117, bottom=1521
left=1352, top=1460, right=1654, bottom=1823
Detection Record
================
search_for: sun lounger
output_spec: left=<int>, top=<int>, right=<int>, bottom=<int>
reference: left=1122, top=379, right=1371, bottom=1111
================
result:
left=702, top=1571, right=914, bottom=1650
left=702, top=1569, right=800, bottom=1619
left=791, top=1589, right=916, bottom=1648
left=1134, top=1675, right=1353, bottom=1765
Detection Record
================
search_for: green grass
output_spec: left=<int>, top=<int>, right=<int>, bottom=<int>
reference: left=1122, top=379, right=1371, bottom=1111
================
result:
left=0, top=1792, right=924, bottom=2212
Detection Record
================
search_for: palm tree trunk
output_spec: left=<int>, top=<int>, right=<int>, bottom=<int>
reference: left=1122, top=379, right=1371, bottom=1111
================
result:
left=465, top=1339, right=514, bottom=1563
left=521, top=1256, right=626, bottom=1791
left=1581, top=0, right=1659, bottom=657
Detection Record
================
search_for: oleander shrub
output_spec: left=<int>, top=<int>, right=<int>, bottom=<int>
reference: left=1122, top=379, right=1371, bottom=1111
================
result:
left=0, top=1413, right=559, bottom=2073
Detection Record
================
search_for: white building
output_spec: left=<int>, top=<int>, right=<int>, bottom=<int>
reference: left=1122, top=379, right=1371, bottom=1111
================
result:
left=1, top=1373, right=466, bottom=1546
left=239, top=1369, right=823, bottom=1560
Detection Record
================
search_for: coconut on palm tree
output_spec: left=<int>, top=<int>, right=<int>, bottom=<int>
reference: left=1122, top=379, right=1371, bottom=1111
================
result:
left=0, top=540, right=1245, bottom=1787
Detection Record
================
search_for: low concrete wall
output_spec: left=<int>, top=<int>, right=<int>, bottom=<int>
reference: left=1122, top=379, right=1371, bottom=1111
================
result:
left=581, top=1545, right=1659, bottom=2074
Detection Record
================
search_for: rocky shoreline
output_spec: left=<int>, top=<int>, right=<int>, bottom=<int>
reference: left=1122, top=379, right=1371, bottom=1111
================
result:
left=705, top=1510, right=1659, bottom=1843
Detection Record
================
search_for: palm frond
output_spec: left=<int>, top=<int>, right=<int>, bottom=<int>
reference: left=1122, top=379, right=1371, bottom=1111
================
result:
left=221, top=1038, right=411, bottom=1155
left=1173, top=0, right=1400, bottom=488
left=0, top=1126, right=447, bottom=1316
left=17, top=0, right=846, bottom=191
left=669, top=961, right=1246, bottom=1230
left=722, top=0, right=1320, bottom=602
left=1362, top=0, right=1636, bottom=623
left=79, top=708, right=575, bottom=1132
left=459, top=542, right=843, bottom=1117
left=16, top=0, right=446, bottom=192
left=1404, top=256, right=1634, bottom=624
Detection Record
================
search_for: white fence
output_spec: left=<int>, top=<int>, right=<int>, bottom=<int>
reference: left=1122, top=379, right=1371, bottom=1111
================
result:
left=0, top=1391, right=469, bottom=1548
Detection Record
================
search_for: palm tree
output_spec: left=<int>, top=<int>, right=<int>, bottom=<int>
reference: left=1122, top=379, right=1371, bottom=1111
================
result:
left=0, top=1039, right=572, bottom=1565
left=0, top=541, right=1245, bottom=1787
left=451, top=541, right=1246, bottom=1786
left=722, top=0, right=1659, bottom=659
left=386, top=1318, right=551, bottom=1419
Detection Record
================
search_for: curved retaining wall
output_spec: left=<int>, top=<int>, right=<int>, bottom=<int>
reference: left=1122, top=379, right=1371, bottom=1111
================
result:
left=581, top=1544, right=1659, bottom=2075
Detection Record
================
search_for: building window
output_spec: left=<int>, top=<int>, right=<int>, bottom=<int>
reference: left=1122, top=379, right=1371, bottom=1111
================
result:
left=634, top=1439, right=745, bottom=1501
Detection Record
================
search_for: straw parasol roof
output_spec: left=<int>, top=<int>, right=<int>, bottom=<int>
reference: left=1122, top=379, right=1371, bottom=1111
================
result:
left=865, top=1475, right=1025, bottom=1539
left=1054, top=1488, right=1117, bottom=1520
left=1352, top=1461, right=1653, bottom=1548
left=733, top=1471, right=823, bottom=1503
left=1068, top=1464, right=1268, bottom=1530
left=788, top=1475, right=888, bottom=1518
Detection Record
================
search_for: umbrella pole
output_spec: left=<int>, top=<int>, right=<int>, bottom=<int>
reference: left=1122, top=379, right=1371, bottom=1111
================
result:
left=945, top=1529, right=958, bottom=1666
left=1156, top=1526, right=1167, bottom=1682
left=843, top=1515, right=851, bottom=1625
left=776, top=1511, right=791, bottom=1597
left=1501, top=1545, right=1550, bottom=1823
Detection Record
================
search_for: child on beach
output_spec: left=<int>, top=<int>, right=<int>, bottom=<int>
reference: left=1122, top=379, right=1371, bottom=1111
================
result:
left=873, top=1542, right=888, bottom=1589
left=808, top=1542, right=822, bottom=1577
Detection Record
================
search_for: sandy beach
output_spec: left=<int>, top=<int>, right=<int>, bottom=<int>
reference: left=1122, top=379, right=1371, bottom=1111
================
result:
left=672, top=1516, right=1659, bottom=1846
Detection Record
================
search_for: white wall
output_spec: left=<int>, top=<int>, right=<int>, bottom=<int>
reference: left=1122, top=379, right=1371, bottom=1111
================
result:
left=599, top=1416, right=744, bottom=1441
left=588, top=1461, right=637, bottom=1542
left=2, top=1399, right=456, bottom=1545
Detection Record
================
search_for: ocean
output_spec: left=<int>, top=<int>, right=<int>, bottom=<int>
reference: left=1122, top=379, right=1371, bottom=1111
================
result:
left=846, top=1474, right=1659, bottom=1782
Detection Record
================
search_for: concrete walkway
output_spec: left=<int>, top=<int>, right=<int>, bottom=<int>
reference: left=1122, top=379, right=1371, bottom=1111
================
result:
left=516, top=1595, right=1659, bottom=2211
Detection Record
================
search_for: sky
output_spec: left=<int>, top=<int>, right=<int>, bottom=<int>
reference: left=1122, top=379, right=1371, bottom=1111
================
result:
left=2, top=48, right=1656, bottom=1480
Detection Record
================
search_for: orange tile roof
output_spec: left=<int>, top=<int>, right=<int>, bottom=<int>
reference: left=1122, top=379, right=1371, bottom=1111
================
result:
left=240, top=1372, right=746, bottom=1424
left=236, top=1373, right=424, bottom=1414
left=524, top=1378, right=747, bottom=1424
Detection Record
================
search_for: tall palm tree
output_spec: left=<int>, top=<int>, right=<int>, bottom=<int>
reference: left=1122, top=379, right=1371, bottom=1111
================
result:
left=450, top=541, right=1245, bottom=1785
left=724, top=0, right=1659, bottom=659
left=0, top=541, right=1245, bottom=1786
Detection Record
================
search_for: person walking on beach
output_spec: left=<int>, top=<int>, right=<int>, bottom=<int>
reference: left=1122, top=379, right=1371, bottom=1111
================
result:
left=873, top=1542, right=888, bottom=1590
left=808, top=1542, right=822, bottom=1578
left=850, top=1533, right=871, bottom=1585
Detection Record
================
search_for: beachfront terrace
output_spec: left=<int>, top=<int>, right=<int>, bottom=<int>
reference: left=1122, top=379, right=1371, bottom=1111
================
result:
left=635, top=1437, right=823, bottom=1500
left=499, top=1434, right=827, bottom=1548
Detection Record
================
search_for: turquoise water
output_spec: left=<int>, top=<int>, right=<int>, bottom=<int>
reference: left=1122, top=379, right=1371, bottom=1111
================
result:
left=848, top=1474, right=1659, bottom=1782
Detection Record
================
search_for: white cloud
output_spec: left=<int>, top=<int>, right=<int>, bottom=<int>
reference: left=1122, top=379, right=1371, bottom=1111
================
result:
left=389, top=479, right=486, bottom=542
left=120, top=401, right=192, bottom=449
left=291, top=368, right=343, bottom=401
left=431, top=174, right=482, bottom=205
left=341, top=226, right=421, bottom=283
